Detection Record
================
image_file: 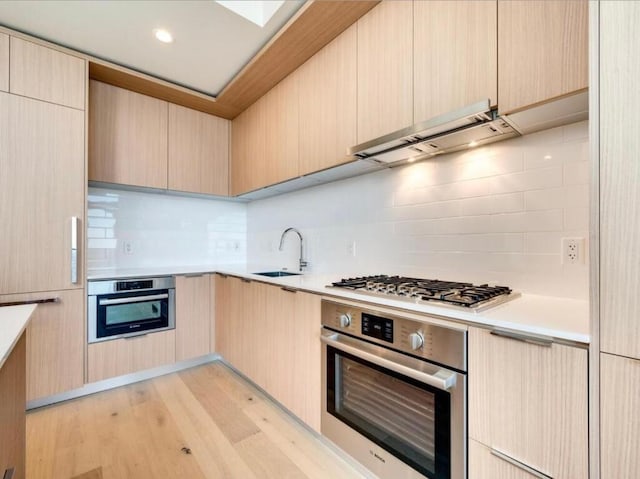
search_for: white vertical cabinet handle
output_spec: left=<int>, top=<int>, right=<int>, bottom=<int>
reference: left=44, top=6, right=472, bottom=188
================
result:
left=70, top=216, right=78, bottom=284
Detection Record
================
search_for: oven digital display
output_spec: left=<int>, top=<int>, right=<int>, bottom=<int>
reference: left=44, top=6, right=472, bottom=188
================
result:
left=361, top=313, right=393, bottom=343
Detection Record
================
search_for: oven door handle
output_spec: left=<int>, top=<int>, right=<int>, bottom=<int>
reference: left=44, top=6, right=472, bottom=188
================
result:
left=98, top=293, right=169, bottom=306
left=321, top=331, right=457, bottom=391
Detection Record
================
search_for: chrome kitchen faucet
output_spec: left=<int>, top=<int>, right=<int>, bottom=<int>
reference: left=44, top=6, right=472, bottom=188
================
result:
left=279, top=227, right=308, bottom=272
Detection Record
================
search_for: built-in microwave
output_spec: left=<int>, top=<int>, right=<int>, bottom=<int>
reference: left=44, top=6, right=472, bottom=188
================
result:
left=88, top=276, right=175, bottom=343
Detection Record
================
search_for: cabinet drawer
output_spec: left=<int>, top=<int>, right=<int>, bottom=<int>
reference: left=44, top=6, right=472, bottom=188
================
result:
left=468, top=327, right=588, bottom=478
left=87, top=330, right=175, bottom=383
left=469, top=439, right=550, bottom=479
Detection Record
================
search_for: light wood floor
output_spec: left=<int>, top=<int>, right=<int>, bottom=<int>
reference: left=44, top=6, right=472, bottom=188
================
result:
left=26, top=362, right=366, bottom=479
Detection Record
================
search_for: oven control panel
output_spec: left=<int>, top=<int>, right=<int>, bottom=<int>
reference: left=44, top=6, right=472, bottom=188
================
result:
left=321, top=299, right=467, bottom=371
left=361, top=313, right=393, bottom=343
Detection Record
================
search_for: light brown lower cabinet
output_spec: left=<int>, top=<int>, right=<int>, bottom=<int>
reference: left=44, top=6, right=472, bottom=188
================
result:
left=215, top=274, right=321, bottom=431
left=469, top=439, right=541, bottom=479
left=0, top=289, right=84, bottom=402
left=87, top=330, right=175, bottom=383
left=468, top=327, right=588, bottom=479
left=600, top=353, right=640, bottom=479
left=175, top=274, right=211, bottom=362
left=0, top=333, right=26, bottom=479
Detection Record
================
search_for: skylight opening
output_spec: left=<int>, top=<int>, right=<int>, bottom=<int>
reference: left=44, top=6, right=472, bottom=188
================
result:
left=215, top=1, right=285, bottom=28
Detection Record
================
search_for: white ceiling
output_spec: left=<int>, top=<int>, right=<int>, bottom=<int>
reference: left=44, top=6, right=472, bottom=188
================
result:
left=0, top=0, right=305, bottom=96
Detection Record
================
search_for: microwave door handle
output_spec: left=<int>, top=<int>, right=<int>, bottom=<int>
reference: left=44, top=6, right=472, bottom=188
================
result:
left=99, top=293, right=169, bottom=306
left=321, top=332, right=457, bottom=391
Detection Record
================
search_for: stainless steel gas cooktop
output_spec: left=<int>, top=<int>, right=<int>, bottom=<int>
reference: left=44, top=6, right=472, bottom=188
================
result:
left=329, top=275, right=519, bottom=312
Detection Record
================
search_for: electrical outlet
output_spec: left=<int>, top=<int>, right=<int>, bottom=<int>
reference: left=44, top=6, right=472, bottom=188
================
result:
left=562, top=237, right=584, bottom=264
left=123, top=240, right=134, bottom=255
left=347, top=241, right=357, bottom=257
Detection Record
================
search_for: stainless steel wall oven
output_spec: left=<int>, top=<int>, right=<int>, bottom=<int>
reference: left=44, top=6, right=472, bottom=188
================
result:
left=88, top=277, right=175, bottom=343
left=321, top=299, right=467, bottom=479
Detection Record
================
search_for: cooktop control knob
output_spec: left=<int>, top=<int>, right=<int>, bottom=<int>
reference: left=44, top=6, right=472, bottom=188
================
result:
left=409, top=332, right=424, bottom=350
left=339, top=313, right=352, bottom=328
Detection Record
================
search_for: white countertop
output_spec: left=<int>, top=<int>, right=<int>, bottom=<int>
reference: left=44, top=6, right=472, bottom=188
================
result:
left=88, top=265, right=590, bottom=344
left=0, top=304, right=37, bottom=369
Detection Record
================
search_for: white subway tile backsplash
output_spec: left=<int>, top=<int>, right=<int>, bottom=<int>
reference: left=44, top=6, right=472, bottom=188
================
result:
left=489, top=167, right=563, bottom=195
left=88, top=187, right=247, bottom=271
left=244, top=121, right=590, bottom=299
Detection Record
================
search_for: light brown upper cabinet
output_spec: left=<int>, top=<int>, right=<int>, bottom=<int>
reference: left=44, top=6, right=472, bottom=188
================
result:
left=298, top=24, right=357, bottom=176
left=0, top=33, right=8, bottom=92
left=469, top=327, right=588, bottom=478
left=498, top=0, right=588, bottom=115
left=231, top=95, right=266, bottom=195
left=231, top=72, right=298, bottom=195
left=89, top=80, right=168, bottom=189
left=414, top=1, right=497, bottom=123
left=10, top=37, right=85, bottom=110
left=175, top=274, right=211, bottom=362
left=168, top=105, right=230, bottom=196
left=263, top=72, right=299, bottom=186
left=356, top=0, right=413, bottom=144
left=0, top=93, right=85, bottom=295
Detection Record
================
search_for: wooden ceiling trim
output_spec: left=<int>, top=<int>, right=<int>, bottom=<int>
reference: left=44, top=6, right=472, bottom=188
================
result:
left=88, top=0, right=380, bottom=119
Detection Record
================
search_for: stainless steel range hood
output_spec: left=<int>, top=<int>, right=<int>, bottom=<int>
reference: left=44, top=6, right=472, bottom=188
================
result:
left=349, top=99, right=519, bottom=165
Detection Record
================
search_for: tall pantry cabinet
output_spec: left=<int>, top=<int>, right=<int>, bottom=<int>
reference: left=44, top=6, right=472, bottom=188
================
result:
left=597, top=1, right=640, bottom=478
left=0, top=35, right=86, bottom=402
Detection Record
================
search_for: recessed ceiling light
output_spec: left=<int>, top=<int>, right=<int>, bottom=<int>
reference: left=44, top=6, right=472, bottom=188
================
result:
left=153, top=28, right=174, bottom=44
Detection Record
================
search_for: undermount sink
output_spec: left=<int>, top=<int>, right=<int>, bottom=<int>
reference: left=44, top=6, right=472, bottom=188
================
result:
left=253, top=271, right=301, bottom=278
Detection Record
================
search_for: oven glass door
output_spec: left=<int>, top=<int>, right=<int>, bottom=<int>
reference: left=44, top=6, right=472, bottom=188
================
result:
left=96, top=290, right=170, bottom=339
left=326, top=344, right=451, bottom=479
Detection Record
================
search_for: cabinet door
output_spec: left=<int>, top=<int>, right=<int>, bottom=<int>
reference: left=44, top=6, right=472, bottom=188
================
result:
left=230, top=98, right=266, bottom=195
left=0, top=33, right=8, bottom=92
left=601, top=353, right=640, bottom=479
left=298, top=24, right=356, bottom=176
left=263, top=73, right=299, bottom=186
left=0, top=93, right=84, bottom=295
left=168, top=104, right=230, bottom=196
left=498, top=0, right=588, bottom=114
left=414, top=1, right=497, bottom=123
left=357, top=0, right=412, bottom=144
left=10, top=37, right=85, bottom=110
left=89, top=80, right=168, bottom=189
left=263, top=286, right=321, bottom=432
left=0, top=289, right=84, bottom=401
left=87, top=330, right=175, bottom=383
left=175, top=274, right=211, bottom=361
left=0, top=333, right=25, bottom=479
left=599, top=0, right=640, bottom=360
left=468, top=327, right=588, bottom=478
left=469, top=439, right=544, bottom=479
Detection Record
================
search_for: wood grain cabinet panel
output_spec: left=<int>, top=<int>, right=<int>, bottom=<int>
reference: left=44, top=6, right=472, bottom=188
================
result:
left=168, top=104, right=230, bottom=196
left=263, top=72, right=299, bottom=186
left=214, top=275, right=321, bottom=431
left=599, top=0, right=640, bottom=360
left=468, top=327, right=588, bottom=478
left=298, top=24, right=356, bottom=176
left=10, top=37, right=85, bottom=110
left=356, top=0, right=413, bottom=144
left=0, top=333, right=25, bottom=479
left=498, top=0, right=588, bottom=114
left=0, top=290, right=84, bottom=402
left=89, top=80, right=168, bottom=189
left=230, top=97, right=267, bottom=195
left=414, top=0, right=497, bottom=122
left=175, top=274, right=211, bottom=361
left=601, top=353, right=640, bottom=479
left=0, top=93, right=84, bottom=295
left=87, top=330, right=176, bottom=383
left=469, top=439, right=543, bottom=479
left=0, top=33, right=8, bottom=92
